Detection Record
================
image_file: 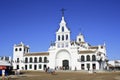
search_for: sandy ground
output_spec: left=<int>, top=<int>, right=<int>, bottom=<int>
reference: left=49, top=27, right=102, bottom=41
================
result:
left=2, top=71, right=120, bottom=80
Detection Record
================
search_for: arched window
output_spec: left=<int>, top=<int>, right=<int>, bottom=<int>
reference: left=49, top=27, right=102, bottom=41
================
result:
left=39, top=57, right=42, bottom=62
left=29, top=57, right=33, bottom=63
left=15, top=48, right=18, bottom=51
left=62, top=27, right=64, bottom=32
left=17, top=58, right=19, bottom=63
left=44, top=57, right=47, bottom=63
left=66, top=35, right=68, bottom=40
left=62, top=35, right=64, bottom=41
left=34, top=57, right=37, bottom=63
left=79, top=38, right=81, bottom=42
left=39, top=64, right=42, bottom=69
left=86, top=55, right=90, bottom=61
left=81, top=55, right=85, bottom=61
left=58, top=35, right=60, bottom=41
left=92, top=55, right=96, bottom=61
left=25, top=57, right=28, bottom=63
left=19, top=48, right=22, bottom=51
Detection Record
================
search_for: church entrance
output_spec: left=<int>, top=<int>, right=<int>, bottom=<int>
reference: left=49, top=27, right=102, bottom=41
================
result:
left=55, top=50, right=71, bottom=70
left=63, top=60, right=69, bottom=70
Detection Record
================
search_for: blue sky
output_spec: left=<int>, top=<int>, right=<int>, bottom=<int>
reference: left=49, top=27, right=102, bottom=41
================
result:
left=0, top=0, right=120, bottom=60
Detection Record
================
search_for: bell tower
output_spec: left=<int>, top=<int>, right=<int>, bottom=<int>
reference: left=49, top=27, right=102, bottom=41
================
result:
left=13, top=42, right=29, bottom=70
left=76, top=33, right=85, bottom=42
left=56, top=9, right=71, bottom=48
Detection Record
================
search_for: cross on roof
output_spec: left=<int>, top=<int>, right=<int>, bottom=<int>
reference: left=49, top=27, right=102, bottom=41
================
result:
left=61, top=8, right=66, bottom=16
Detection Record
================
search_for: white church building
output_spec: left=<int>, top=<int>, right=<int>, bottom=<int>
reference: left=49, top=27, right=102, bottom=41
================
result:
left=12, top=13, right=108, bottom=71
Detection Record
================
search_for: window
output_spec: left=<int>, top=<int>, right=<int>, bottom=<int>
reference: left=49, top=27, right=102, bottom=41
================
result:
left=19, top=48, right=22, bottom=51
left=62, top=35, right=64, bottom=41
left=87, top=63, right=90, bottom=69
left=62, top=27, right=64, bottom=32
left=24, top=48, right=26, bottom=52
left=58, top=35, right=60, bottom=41
left=81, top=64, right=84, bottom=70
left=39, top=57, right=42, bottom=62
left=17, top=65, right=19, bottom=69
left=66, top=35, right=68, bottom=40
left=17, top=58, right=19, bottom=63
left=101, top=46, right=103, bottom=49
left=15, top=48, right=18, bottom=51
left=92, top=64, right=96, bottom=69
left=81, top=55, right=85, bottom=61
left=86, top=55, right=90, bottom=61
left=44, top=57, right=47, bottom=63
left=30, top=57, right=33, bottom=63
left=25, top=65, right=27, bottom=70
left=92, top=55, right=96, bottom=61
left=79, top=38, right=81, bottom=42
left=25, top=57, right=28, bottom=63
left=39, top=64, right=42, bottom=69
left=34, top=57, right=37, bottom=63
left=29, top=64, right=32, bottom=69
left=27, top=49, right=29, bottom=52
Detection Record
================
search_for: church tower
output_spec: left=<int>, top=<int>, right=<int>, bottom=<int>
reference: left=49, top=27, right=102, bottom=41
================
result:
left=56, top=9, right=71, bottom=48
left=76, top=33, right=85, bottom=43
left=13, top=42, right=29, bottom=70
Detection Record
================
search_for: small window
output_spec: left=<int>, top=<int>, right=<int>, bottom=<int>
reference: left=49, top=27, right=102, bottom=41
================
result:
left=86, top=55, right=90, bottom=61
left=92, top=55, right=96, bottom=61
left=66, top=35, right=68, bottom=40
left=29, top=64, right=32, bottom=69
left=27, top=49, right=29, bottom=52
left=79, top=38, right=81, bottom=42
left=19, top=48, right=22, bottom=51
left=62, top=27, right=64, bottom=32
left=34, top=57, right=37, bottom=63
left=30, top=57, right=33, bottom=63
left=58, top=35, right=60, bottom=41
left=87, top=63, right=90, bottom=69
left=44, top=57, right=47, bottom=63
left=17, top=58, right=19, bottom=63
left=17, top=65, right=19, bottom=69
left=81, top=55, right=85, bottom=61
left=24, top=48, right=26, bottom=52
left=39, top=57, right=42, bottom=62
left=15, top=48, right=18, bottom=51
left=39, top=64, right=42, bottom=69
left=62, top=35, right=64, bottom=41
left=81, top=64, right=84, bottom=70
left=25, top=57, right=28, bottom=63
left=101, top=46, right=103, bottom=49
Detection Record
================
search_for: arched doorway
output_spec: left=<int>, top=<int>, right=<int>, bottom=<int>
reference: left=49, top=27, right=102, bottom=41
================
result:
left=55, top=50, right=71, bottom=70
left=63, top=60, right=69, bottom=70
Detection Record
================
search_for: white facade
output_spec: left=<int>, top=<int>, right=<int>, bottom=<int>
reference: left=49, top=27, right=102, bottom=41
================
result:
left=12, top=15, right=108, bottom=71
left=0, top=56, right=12, bottom=66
